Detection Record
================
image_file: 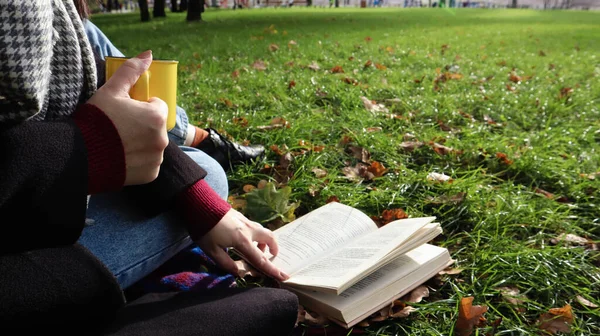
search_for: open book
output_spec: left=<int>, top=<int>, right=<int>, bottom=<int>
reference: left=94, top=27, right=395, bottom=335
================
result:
left=235, top=202, right=452, bottom=327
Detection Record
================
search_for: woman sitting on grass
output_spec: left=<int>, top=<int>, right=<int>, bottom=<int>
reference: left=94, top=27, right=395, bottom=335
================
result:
left=0, top=0, right=297, bottom=335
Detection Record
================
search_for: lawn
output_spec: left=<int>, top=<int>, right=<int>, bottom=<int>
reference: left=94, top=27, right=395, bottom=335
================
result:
left=91, top=7, right=600, bottom=335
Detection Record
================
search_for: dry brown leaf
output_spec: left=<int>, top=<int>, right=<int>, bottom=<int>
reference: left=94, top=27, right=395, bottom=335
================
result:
left=509, top=72, right=522, bottom=83
left=497, top=286, right=527, bottom=313
left=439, top=267, right=464, bottom=275
left=391, top=306, right=417, bottom=318
left=252, top=60, right=267, bottom=71
left=364, top=60, right=372, bottom=68
left=243, top=184, right=256, bottom=193
left=375, top=63, right=387, bottom=70
left=288, top=80, right=296, bottom=89
left=496, top=152, right=514, bottom=165
left=404, top=285, right=429, bottom=303
left=360, top=96, right=389, bottom=114
left=268, top=43, right=279, bottom=52
left=232, top=117, right=248, bottom=127
left=257, top=180, right=268, bottom=189
left=342, top=163, right=374, bottom=182
left=287, top=40, right=297, bottom=48
left=307, top=61, right=320, bottom=71
left=427, top=192, right=466, bottom=205
left=365, top=127, right=383, bottom=133
left=575, top=295, right=598, bottom=308
left=534, top=187, right=555, bottom=199
left=331, top=65, right=344, bottom=74
left=228, top=196, right=247, bottom=211
left=399, top=141, right=424, bottom=152
left=311, top=167, right=328, bottom=178
left=279, top=153, right=293, bottom=170
left=231, top=70, right=240, bottom=79
left=234, top=259, right=261, bottom=278
left=455, top=297, right=488, bottom=336
left=367, top=161, right=388, bottom=177
left=380, top=208, right=408, bottom=225
left=431, top=142, right=459, bottom=156
left=347, top=145, right=371, bottom=163
left=560, top=87, right=573, bottom=99
left=326, top=195, right=340, bottom=203
left=538, top=304, right=573, bottom=334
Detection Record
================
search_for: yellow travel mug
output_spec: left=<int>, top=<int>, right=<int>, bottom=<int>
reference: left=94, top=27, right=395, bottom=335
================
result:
left=105, top=56, right=179, bottom=131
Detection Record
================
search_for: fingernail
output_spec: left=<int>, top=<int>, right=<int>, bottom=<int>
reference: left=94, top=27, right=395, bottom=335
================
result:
left=279, top=271, right=289, bottom=281
left=137, top=50, right=152, bottom=60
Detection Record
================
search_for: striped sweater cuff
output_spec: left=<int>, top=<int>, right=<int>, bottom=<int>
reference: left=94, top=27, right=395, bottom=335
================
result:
left=178, top=179, right=232, bottom=241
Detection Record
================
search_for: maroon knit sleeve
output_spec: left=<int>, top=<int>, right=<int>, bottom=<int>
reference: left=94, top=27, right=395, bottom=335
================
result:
left=72, top=103, right=126, bottom=194
left=177, top=179, right=232, bottom=241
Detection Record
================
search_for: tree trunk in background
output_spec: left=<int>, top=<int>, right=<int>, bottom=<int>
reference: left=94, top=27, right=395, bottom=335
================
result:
left=154, top=0, right=167, bottom=17
left=512, top=0, right=517, bottom=7
left=106, top=0, right=113, bottom=11
left=187, top=0, right=204, bottom=21
left=171, top=0, right=179, bottom=12
left=139, top=0, right=151, bottom=21
left=335, top=0, right=339, bottom=7
left=181, top=0, right=189, bottom=10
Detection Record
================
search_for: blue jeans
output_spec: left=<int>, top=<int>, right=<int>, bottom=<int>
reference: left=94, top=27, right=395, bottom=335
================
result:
left=84, top=20, right=190, bottom=146
left=78, top=148, right=228, bottom=290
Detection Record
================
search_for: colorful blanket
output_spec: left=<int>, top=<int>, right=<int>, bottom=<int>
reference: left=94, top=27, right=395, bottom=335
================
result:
left=134, top=246, right=236, bottom=294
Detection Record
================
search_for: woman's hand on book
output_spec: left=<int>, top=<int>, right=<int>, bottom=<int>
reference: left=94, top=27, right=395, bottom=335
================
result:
left=197, top=209, right=290, bottom=281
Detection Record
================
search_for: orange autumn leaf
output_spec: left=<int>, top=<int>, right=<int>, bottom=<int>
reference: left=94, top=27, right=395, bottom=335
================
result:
left=538, top=304, right=574, bottom=334
left=509, top=72, right=522, bottom=83
left=495, top=152, right=513, bottom=165
left=326, top=195, right=340, bottom=203
left=243, top=184, right=256, bottom=193
left=219, top=98, right=234, bottom=108
left=534, top=187, right=555, bottom=199
left=312, top=145, right=325, bottom=152
left=331, top=65, right=345, bottom=74
left=364, top=60, right=372, bottom=68
left=375, top=63, right=387, bottom=70
left=367, top=161, right=388, bottom=177
left=288, top=80, right=296, bottom=89
left=381, top=208, right=408, bottom=225
left=342, top=77, right=358, bottom=85
left=232, top=117, right=248, bottom=127
left=231, top=70, right=240, bottom=79
left=455, top=297, right=488, bottom=336
left=364, top=36, right=372, bottom=42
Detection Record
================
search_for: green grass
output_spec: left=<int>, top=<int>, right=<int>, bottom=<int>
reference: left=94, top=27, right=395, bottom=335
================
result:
left=92, top=8, right=600, bottom=335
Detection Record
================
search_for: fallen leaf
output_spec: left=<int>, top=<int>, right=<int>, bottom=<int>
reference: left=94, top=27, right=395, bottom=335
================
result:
left=287, top=40, right=297, bottom=48
left=326, top=195, right=340, bottom=203
left=231, top=70, right=240, bottom=79
left=307, top=61, right=320, bottom=71
left=455, top=297, right=488, bottom=336
left=297, top=306, right=330, bottom=327
left=380, top=208, right=408, bottom=225
left=559, top=87, right=573, bottom=99
left=365, top=36, right=372, bottom=42
left=347, top=145, right=371, bottom=162
left=234, top=259, right=261, bottom=278
left=439, top=267, right=464, bottom=275
left=257, top=180, right=268, bottom=189
left=538, top=304, right=573, bottom=334
left=427, top=172, right=452, bottom=183
left=245, top=182, right=299, bottom=224
left=360, top=96, right=389, bottom=114
left=228, top=195, right=247, bottom=211
left=509, top=72, right=522, bottom=83
left=534, top=187, right=555, bottom=199
left=342, top=163, right=374, bottom=182
left=311, top=167, right=328, bottom=178
left=288, top=80, right=296, bottom=89
left=375, top=63, right=387, bottom=70
left=575, top=295, right=598, bottom=308
left=364, top=60, right=372, bottom=68
left=256, top=117, right=290, bottom=131
left=539, top=50, right=546, bottom=56
left=403, top=285, right=429, bottom=303
left=496, top=152, right=513, bottom=165
left=550, top=233, right=596, bottom=250
left=279, top=152, right=293, bottom=170
left=399, top=141, right=424, bottom=152
left=268, top=43, right=279, bottom=52
left=232, top=117, right=248, bottom=127
left=367, top=161, right=388, bottom=177
left=252, top=60, right=267, bottom=71
left=497, top=286, right=527, bottom=313
left=243, top=184, right=256, bottom=193
left=341, top=77, right=358, bottom=85
left=331, top=65, right=344, bottom=74
left=431, top=142, right=459, bottom=156
left=391, top=306, right=417, bottom=318
left=365, top=127, right=382, bottom=133
left=427, top=192, right=466, bottom=205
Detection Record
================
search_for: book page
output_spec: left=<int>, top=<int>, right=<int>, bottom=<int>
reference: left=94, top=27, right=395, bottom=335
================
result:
left=290, top=244, right=451, bottom=321
left=271, top=202, right=378, bottom=275
left=284, top=217, right=436, bottom=289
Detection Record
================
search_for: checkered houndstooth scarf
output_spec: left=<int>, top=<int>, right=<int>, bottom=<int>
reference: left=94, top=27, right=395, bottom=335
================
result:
left=0, top=0, right=97, bottom=124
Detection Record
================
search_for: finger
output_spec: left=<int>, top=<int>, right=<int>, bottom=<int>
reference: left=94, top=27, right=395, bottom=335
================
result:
left=103, top=50, right=153, bottom=96
left=237, top=241, right=288, bottom=281
left=252, top=226, right=279, bottom=257
left=205, top=247, right=238, bottom=276
left=257, top=243, right=266, bottom=252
